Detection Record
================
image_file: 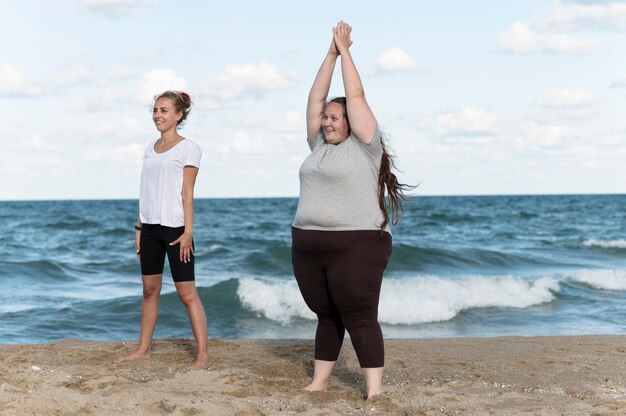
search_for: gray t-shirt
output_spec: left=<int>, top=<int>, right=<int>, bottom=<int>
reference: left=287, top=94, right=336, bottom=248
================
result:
left=293, top=128, right=389, bottom=232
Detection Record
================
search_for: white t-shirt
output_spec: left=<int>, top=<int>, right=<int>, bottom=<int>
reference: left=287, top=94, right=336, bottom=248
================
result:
left=139, top=138, right=202, bottom=227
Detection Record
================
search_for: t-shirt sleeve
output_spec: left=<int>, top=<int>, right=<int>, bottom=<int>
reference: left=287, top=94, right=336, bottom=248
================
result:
left=143, top=141, right=154, bottom=160
left=353, top=127, right=383, bottom=160
left=183, top=141, right=202, bottom=168
left=307, top=131, right=325, bottom=152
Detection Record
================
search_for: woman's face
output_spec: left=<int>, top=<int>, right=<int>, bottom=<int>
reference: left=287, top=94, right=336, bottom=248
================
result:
left=321, top=102, right=350, bottom=144
left=152, top=97, right=182, bottom=133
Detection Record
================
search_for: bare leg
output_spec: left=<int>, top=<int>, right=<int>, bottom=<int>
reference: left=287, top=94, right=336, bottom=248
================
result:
left=363, top=367, right=384, bottom=399
left=118, top=274, right=162, bottom=362
left=175, top=281, right=209, bottom=369
left=304, top=359, right=336, bottom=391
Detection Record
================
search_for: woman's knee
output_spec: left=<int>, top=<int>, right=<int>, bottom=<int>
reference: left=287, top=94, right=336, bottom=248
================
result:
left=142, top=276, right=162, bottom=299
left=342, top=313, right=379, bottom=334
left=176, top=284, right=199, bottom=305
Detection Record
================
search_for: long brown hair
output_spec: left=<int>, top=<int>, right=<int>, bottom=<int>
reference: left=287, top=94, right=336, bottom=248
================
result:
left=378, top=140, right=415, bottom=230
left=325, top=97, right=415, bottom=231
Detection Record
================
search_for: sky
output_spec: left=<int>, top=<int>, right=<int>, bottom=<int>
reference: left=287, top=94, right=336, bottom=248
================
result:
left=1, top=0, right=625, bottom=200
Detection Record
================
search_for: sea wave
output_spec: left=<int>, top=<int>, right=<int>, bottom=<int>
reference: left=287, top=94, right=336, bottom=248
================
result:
left=208, top=244, right=225, bottom=253
left=5, top=268, right=626, bottom=344
left=237, top=278, right=314, bottom=324
left=583, top=239, right=626, bottom=249
left=379, top=275, right=559, bottom=324
left=236, top=275, right=560, bottom=326
left=0, top=303, right=38, bottom=314
left=569, top=269, right=626, bottom=291
left=0, top=260, right=76, bottom=281
left=390, top=244, right=546, bottom=271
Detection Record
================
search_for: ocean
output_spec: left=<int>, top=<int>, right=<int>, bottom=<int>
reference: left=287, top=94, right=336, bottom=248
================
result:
left=1, top=195, right=626, bottom=344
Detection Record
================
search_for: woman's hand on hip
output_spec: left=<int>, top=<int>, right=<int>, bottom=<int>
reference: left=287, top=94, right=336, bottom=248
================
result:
left=170, top=232, right=194, bottom=263
left=135, top=230, right=141, bottom=261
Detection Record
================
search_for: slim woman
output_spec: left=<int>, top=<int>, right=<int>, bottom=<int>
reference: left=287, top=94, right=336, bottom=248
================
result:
left=119, top=91, right=209, bottom=369
left=292, top=21, right=410, bottom=398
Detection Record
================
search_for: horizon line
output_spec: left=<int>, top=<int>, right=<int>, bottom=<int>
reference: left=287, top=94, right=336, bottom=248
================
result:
left=1, top=192, right=625, bottom=203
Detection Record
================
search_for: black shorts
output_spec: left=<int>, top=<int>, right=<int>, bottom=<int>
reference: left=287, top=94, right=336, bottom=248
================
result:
left=140, top=224, right=195, bottom=282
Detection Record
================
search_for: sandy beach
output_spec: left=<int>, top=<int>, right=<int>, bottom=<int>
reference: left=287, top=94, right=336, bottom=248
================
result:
left=1, top=336, right=626, bottom=415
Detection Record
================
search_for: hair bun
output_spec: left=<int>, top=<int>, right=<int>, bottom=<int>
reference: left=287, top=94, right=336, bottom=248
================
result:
left=154, top=90, right=193, bottom=128
left=179, top=92, right=191, bottom=104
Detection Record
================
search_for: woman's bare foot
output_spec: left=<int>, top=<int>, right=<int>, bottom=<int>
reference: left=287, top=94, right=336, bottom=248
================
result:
left=303, top=360, right=335, bottom=391
left=303, top=380, right=329, bottom=392
left=366, top=389, right=382, bottom=400
left=189, top=356, right=209, bottom=370
left=363, top=367, right=383, bottom=399
left=117, top=350, right=150, bottom=362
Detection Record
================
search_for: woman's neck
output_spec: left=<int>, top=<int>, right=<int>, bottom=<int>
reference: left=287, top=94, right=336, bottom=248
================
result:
left=160, top=130, right=182, bottom=144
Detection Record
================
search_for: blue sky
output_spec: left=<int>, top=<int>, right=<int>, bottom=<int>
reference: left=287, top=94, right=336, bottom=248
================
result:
left=1, top=0, right=625, bottom=200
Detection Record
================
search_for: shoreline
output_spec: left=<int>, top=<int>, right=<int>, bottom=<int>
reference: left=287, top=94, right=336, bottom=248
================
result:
left=1, top=335, right=626, bottom=415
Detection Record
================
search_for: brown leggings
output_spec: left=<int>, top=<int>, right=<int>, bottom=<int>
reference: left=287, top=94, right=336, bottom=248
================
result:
left=291, top=227, right=392, bottom=368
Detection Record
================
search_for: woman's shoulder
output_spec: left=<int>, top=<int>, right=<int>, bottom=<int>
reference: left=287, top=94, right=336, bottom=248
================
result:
left=143, top=139, right=158, bottom=154
left=180, top=137, right=198, bottom=146
left=348, top=126, right=383, bottom=159
left=349, top=124, right=381, bottom=144
left=179, top=138, right=202, bottom=152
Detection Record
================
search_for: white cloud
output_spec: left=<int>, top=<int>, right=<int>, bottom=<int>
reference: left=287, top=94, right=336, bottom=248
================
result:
left=52, top=65, right=91, bottom=88
left=199, top=61, right=298, bottom=101
left=417, top=107, right=500, bottom=141
left=282, top=110, right=302, bottom=133
left=516, top=122, right=575, bottom=149
left=537, top=89, right=596, bottom=107
left=602, top=130, right=626, bottom=147
left=498, top=22, right=600, bottom=54
left=219, top=131, right=265, bottom=155
left=542, top=1, right=626, bottom=30
left=84, top=142, right=145, bottom=165
left=0, top=132, right=48, bottom=152
left=497, top=1, right=626, bottom=55
left=0, top=67, right=42, bottom=97
left=106, top=64, right=136, bottom=80
left=76, top=86, right=125, bottom=111
left=138, top=69, right=188, bottom=103
left=0, top=64, right=97, bottom=99
left=80, top=0, right=160, bottom=16
left=87, top=117, right=150, bottom=138
left=76, top=69, right=187, bottom=111
left=376, top=47, right=420, bottom=73
left=611, top=74, right=626, bottom=87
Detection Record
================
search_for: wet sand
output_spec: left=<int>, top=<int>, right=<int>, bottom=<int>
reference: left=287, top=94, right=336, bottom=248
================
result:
left=1, top=336, right=626, bottom=415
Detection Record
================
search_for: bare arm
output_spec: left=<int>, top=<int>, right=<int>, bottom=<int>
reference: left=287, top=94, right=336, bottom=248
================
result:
left=306, top=40, right=339, bottom=140
left=334, top=21, right=377, bottom=144
left=170, top=166, right=198, bottom=263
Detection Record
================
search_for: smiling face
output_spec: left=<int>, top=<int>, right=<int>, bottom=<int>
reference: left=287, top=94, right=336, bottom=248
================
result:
left=321, top=101, right=350, bottom=144
left=152, top=97, right=183, bottom=133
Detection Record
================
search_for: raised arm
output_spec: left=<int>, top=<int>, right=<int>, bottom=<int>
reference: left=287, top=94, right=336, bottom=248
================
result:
left=334, top=21, right=377, bottom=144
left=306, top=40, right=340, bottom=139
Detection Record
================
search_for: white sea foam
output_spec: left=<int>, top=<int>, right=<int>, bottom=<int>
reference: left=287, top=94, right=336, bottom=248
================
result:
left=237, top=277, right=315, bottom=324
left=379, top=275, right=559, bottom=324
left=583, top=239, right=626, bottom=249
left=236, top=275, right=560, bottom=325
left=569, top=269, right=626, bottom=291
left=0, top=303, right=37, bottom=314
left=208, top=244, right=224, bottom=252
